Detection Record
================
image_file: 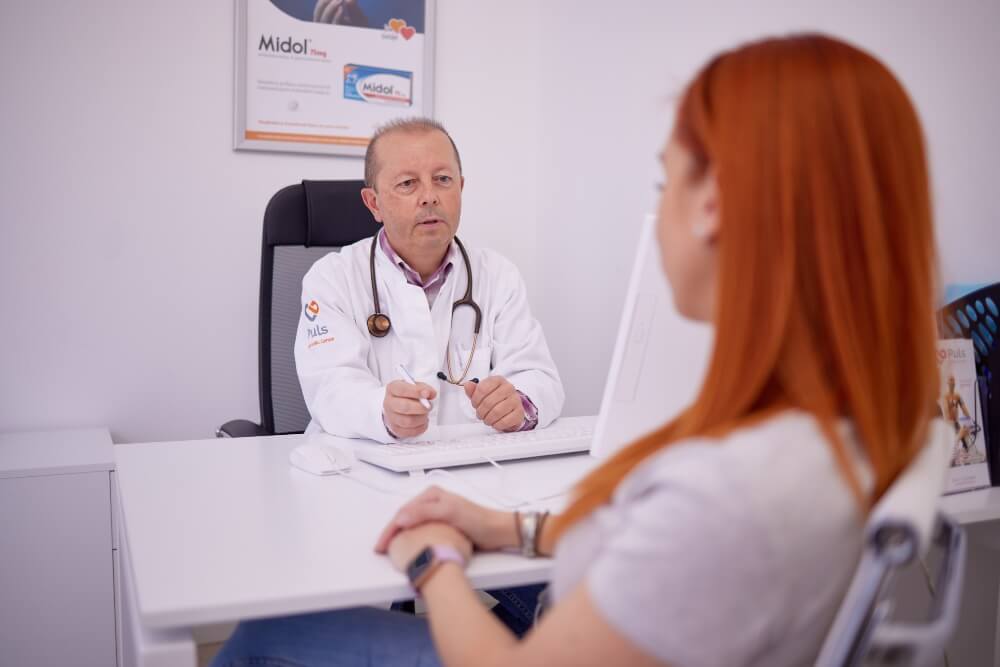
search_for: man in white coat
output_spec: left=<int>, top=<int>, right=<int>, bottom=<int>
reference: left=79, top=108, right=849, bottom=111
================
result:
left=294, top=118, right=564, bottom=443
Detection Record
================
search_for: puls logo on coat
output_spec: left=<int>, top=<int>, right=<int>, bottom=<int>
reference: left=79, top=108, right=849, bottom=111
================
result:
left=307, top=323, right=329, bottom=339
left=304, top=300, right=320, bottom=322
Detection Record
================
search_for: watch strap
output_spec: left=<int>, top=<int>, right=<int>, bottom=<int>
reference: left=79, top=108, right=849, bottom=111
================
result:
left=429, top=544, right=466, bottom=567
left=408, top=544, right=466, bottom=592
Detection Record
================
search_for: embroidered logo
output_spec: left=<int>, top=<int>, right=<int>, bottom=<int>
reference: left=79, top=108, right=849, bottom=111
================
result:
left=304, top=300, right=320, bottom=322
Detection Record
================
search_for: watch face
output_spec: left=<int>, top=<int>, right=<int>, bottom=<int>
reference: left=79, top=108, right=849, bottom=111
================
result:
left=407, top=546, right=435, bottom=585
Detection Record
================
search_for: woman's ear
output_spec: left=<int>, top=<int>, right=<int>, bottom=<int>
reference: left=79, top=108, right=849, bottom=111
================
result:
left=691, top=171, right=720, bottom=242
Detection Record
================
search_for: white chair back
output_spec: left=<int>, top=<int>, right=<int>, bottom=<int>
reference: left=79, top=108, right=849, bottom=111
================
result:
left=816, top=420, right=966, bottom=667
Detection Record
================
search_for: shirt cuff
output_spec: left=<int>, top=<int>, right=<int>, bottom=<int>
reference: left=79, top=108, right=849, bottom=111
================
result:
left=516, top=391, right=539, bottom=431
left=382, top=413, right=399, bottom=440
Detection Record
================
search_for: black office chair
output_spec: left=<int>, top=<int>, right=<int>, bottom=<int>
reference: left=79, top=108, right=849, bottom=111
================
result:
left=938, top=283, right=1000, bottom=483
left=218, top=179, right=380, bottom=438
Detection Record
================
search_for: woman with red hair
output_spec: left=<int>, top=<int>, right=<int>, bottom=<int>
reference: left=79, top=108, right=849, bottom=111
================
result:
left=213, top=33, right=940, bottom=667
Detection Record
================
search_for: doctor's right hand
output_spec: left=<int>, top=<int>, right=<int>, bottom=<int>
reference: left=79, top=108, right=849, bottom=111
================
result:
left=383, top=380, right=437, bottom=439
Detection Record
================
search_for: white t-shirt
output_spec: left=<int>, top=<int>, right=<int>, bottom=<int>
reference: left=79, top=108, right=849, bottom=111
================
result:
left=551, top=411, right=874, bottom=667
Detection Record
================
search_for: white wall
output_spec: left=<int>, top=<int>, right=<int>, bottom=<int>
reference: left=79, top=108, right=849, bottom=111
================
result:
left=0, top=2, right=345, bottom=442
left=0, top=0, right=545, bottom=443
left=531, top=0, right=1000, bottom=419
left=1, top=1, right=998, bottom=442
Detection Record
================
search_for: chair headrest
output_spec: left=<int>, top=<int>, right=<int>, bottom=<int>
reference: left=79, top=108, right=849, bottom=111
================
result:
left=262, top=180, right=379, bottom=248
left=867, top=419, right=950, bottom=554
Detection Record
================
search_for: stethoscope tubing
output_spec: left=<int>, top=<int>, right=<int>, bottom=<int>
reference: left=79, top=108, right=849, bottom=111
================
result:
left=368, top=231, right=483, bottom=384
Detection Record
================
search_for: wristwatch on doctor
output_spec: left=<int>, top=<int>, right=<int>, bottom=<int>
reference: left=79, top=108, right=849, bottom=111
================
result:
left=406, top=545, right=467, bottom=592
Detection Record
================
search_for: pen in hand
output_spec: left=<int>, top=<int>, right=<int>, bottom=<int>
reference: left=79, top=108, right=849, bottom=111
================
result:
left=398, top=364, right=432, bottom=410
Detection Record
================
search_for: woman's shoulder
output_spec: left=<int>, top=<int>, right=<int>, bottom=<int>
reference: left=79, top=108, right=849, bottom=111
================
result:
left=616, top=411, right=868, bottom=521
left=592, top=411, right=867, bottom=665
left=623, top=411, right=825, bottom=476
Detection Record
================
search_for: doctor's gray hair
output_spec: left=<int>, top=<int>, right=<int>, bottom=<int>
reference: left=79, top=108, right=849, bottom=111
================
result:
left=364, top=118, right=463, bottom=188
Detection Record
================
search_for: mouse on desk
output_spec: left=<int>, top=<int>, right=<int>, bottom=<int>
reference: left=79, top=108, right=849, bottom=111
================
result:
left=289, top=443, right=352, bottom=476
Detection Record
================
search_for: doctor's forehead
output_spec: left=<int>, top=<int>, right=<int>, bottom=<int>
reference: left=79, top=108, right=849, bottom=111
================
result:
left=372, top=129, right=461, bottom=180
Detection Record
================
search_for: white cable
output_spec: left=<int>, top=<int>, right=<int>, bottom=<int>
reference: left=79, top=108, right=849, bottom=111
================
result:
left=336, top=467, right=414, bottom=497
left=330, top=455, right=574, bottom=509
left=426, top=468, right=529, bottom=509
left=483, top=454, right=574, bottom=506
left=429, top=455, right=574, bottom=509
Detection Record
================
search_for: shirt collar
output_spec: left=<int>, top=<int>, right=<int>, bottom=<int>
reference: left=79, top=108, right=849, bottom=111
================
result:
left=378, top=229, right=456, bottom=289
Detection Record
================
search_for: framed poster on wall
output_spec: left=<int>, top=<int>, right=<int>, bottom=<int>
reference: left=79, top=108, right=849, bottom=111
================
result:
left=234, top=0, right=435, bottom=157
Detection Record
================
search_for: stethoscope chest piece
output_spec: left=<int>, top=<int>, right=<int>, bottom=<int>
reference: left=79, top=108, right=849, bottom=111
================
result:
left=367, top=313, right=391, bottom=338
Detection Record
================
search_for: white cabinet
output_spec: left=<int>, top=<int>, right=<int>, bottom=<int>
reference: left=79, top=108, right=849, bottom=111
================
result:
left=0, top=428, right=117, bottom=667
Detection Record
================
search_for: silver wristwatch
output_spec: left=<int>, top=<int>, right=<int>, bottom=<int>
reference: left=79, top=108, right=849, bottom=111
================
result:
left=515, top=510, right=549, bottom=558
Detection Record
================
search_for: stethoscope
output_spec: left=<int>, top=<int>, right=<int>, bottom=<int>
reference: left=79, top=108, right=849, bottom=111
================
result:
left=367, top=233, right=483, bottom=385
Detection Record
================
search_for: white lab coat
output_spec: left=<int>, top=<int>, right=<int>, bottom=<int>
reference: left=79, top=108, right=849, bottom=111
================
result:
left=294, top=233, right=565, bottom=442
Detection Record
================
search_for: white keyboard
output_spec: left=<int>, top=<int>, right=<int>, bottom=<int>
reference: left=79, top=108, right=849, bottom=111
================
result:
left=353, top=416, right=595, bottom=472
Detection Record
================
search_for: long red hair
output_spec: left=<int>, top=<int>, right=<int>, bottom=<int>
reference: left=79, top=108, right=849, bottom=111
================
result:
left=553, top=34, right=938, bottom=538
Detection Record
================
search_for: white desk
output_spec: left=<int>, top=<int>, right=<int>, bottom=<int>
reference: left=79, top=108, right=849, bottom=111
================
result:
left=919, top=487, right=1000, bottom=666
left=117, top=425, right=1000, bottom=667
left=940, top=486, right=1000, bottom=525
left=115, top=429, right=598, bottom=667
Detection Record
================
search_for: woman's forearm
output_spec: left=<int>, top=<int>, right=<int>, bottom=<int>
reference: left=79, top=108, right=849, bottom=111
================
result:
left=536, top=512, right=560, bottom=557
left=414, top=511, right=566, bottom=665
left=421, top=563, right=519, bottom=667
left=484, top=508, right=521, bottom=550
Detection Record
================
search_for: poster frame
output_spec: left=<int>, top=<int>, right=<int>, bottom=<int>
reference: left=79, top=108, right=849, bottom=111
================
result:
left=233, top=0, right=436, bottom=157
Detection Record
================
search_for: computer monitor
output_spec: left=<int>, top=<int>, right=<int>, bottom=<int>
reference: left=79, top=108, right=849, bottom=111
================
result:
left=591, top=215, right=713, bottom=459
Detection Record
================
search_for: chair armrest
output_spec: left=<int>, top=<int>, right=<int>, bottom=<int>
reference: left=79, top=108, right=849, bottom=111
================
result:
left=217, top=419, right=270, bottom=438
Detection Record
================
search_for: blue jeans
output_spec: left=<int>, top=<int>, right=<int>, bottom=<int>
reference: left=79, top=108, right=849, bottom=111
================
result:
left=487, top=584, right=545, bottom=636
left=391, top=583, right=543, bottom=637
left=210, top=607, right=441, bottom=667
left=211, top=585, right=546, bottom=667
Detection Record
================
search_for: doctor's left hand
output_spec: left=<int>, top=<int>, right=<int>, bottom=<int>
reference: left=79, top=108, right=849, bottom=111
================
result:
left=464, top=376, right=525, bottom=432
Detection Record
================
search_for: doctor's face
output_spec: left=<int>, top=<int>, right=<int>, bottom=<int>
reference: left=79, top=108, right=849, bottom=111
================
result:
left=362, top=129, right=464, bottom=260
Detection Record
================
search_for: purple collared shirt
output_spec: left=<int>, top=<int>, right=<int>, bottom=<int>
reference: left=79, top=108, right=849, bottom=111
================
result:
left=378, top=230, right=538, bottom=431
left=378, top=229, right=454, bottom=308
